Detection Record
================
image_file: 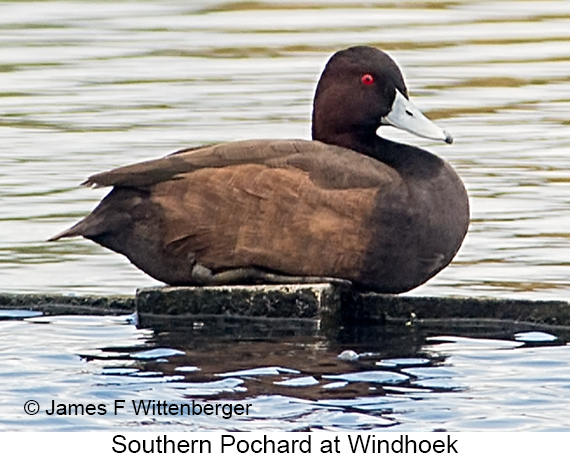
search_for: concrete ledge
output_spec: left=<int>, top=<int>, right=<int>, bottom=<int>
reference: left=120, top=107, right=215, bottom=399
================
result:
left=2, top=284, right=570, bottom=329
left=350, top=293, right=570, bottom=327
left=135, top=283, right=344, bottom=323
left=136, top=284, right=570, bottom=328
left=0, top=293, right=134, bottom=315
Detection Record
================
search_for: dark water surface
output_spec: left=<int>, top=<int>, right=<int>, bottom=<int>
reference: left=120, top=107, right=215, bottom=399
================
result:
left=1, top=0, right=570, bottom=431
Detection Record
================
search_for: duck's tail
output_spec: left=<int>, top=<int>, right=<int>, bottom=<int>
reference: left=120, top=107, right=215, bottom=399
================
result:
left=47, top=222, right=85, bottom=241
left=47, top=211, right=116, bottom=242
left=47, top=187, right=134, bottom=243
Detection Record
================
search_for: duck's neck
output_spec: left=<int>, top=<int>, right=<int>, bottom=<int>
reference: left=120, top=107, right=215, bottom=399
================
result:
left=312, top=126, right=442, bottom=180
left=312, top=125, right=394, bottom=162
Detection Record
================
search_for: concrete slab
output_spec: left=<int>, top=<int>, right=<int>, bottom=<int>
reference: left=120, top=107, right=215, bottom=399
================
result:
left=2, top=284, right=570, bottom=330
left=135, top=283, right=344, bottom=323
left=0, top=292, right=134, bottom=315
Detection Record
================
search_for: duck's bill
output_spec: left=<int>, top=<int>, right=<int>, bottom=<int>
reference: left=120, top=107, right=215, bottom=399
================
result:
left=380, top=90, right=453, bottom=144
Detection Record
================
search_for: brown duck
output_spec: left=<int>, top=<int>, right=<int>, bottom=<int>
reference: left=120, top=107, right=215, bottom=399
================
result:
left=50, top=46, right=469, bottom=294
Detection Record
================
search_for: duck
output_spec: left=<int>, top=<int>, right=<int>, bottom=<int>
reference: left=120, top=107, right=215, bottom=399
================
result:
left=50, top=46, right=469, bottom=294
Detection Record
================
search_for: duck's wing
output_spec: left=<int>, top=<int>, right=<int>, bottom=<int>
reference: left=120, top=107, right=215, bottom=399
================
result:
left=52, top=139, right=404, bottom=287
left=82, top=140, right=310, bottom=188
left=83, top=139, right=398, bottom=190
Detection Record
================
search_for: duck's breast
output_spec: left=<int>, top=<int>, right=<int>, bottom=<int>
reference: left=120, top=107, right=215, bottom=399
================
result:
left=360, top=147, right=469, bottom=293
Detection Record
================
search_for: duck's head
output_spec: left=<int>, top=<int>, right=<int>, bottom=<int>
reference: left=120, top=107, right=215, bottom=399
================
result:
left=311, top=46, right=452, bottom=149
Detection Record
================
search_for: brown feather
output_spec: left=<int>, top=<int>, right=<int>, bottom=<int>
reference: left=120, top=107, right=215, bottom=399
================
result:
left=154, top=163, right=380, bottom=280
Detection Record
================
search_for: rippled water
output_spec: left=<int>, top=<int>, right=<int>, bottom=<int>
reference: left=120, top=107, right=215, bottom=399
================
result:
left=2, top=0, right=570, bottom=432
left=2, top=312, right=570, bottom=432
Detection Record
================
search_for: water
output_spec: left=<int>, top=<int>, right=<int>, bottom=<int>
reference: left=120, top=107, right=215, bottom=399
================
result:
left=1, top=0, right=570, bottom=431
left=2, top=312, right=570, bottom=431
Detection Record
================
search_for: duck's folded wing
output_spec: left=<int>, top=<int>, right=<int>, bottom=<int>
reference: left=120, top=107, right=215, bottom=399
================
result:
left=51, top=139, right=405, bottom=285
left=83, top=139, right=398, bottom=190
left=83, top=140, right=313, bottom=188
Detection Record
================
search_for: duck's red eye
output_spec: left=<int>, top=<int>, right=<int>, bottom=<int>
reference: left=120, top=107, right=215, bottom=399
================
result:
left=361, top=74, right=374, bottom=85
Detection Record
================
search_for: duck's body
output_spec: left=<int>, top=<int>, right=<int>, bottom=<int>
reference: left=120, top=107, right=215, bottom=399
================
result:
left=51, top=46, right=469, bottom=293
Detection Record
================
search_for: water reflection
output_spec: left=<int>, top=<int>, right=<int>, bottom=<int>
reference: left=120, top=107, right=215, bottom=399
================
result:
left=1, top=310, right=569, bottom=431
